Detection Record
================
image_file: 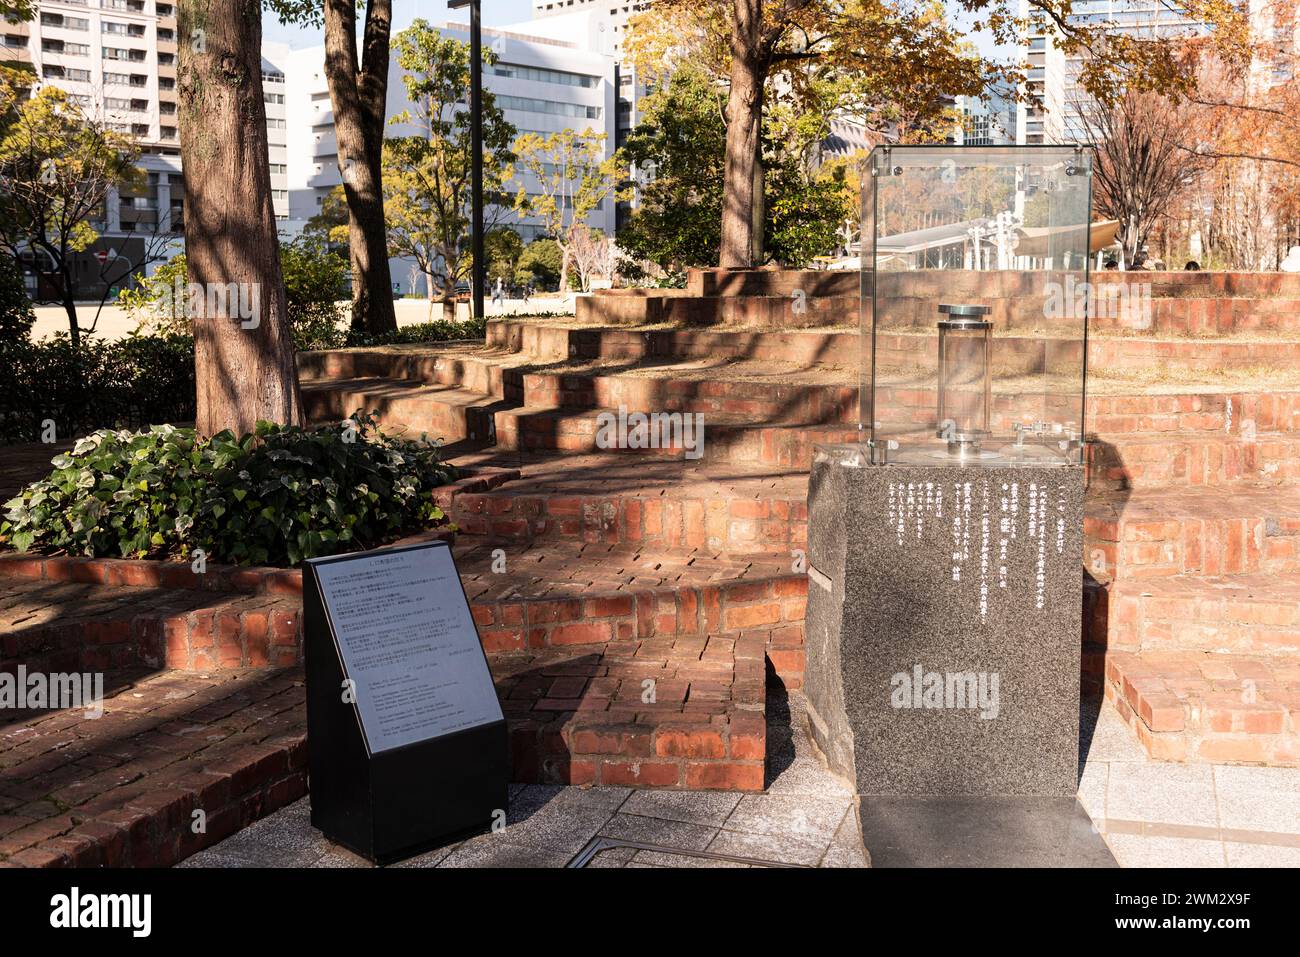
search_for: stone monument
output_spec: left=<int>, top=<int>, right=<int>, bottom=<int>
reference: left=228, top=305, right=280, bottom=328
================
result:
left=806, top=145, right=1093, bottom=807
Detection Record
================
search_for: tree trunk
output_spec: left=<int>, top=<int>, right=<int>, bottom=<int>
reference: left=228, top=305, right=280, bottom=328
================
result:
left=323, top=0, right=397, bottom=336
left=719, top=0, right=764, bottom=269
left=57, top=252, right=79, bottom=350
left=178, top=0, right=302, bottom=437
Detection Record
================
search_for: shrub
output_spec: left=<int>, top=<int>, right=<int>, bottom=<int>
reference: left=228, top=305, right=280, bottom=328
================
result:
left=117, top=238, right=349, bottom=350
left=1, top=414, right=455, bottom=567
left=0, top=332, right=195, bottom=446
left=0, top=255, right=35, bottom=346
left=341, top=315, right=488, bottom=347
left=517, top=238, right=562, bottom=289
left=0, top=258, right=37, bottom=442
left=280, top=234, right=350, bottom=350
left=115, top=254, right=188, bottom=335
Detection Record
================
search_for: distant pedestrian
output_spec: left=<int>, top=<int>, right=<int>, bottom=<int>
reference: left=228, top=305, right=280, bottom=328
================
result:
left=1183, top=260, right=1201, bottom=271
left=491, top=277, right=505, bottom=309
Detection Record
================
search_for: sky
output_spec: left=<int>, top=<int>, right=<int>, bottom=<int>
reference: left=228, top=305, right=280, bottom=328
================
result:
left=262, top=0, right=538, bottom=50
left=262, top=1, right=1015, bottom=62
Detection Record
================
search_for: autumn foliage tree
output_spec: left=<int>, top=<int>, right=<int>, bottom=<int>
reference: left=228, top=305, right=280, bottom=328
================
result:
left=627, top=0, right=1251, bottom=268
left=1179, top=2, right=1300, bottom=267
left=1074, top=90, right=1211, bottom=263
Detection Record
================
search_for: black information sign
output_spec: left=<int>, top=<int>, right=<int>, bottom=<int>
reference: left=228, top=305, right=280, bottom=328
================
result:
left=303, top=540, right=507, bottom=864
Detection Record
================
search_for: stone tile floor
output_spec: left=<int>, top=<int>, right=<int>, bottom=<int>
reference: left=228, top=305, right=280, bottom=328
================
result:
left=1078, top=695, right=1300, bottom=867
left=182, top=693, right=1300, bottom=868
left=182, top=692, right=866, bottom=869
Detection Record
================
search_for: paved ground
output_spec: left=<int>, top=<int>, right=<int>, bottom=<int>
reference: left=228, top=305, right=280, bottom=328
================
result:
left=1079, top=696, right=1300, bottom=867
left=30, top=298, right=574, bottom=342
left=182, top=693, right=1300, bottom=868
left=182, top=692, right=867, bottom=869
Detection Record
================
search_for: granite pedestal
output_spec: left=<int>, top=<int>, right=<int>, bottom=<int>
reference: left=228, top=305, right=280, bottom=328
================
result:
left=804, top=444, right=1084, bottom=798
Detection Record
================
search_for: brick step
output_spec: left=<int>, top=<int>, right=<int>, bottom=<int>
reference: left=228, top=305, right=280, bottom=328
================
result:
left=445, top=452, right=810, bottom=553
left=454, top=541, right=807, bottom=684
left=300, top=339, right=1300, bottom=437
left=1084, top=573, right=1300, bottom=657
left=576, top=291, right=860, bottom=329
left=298, top=347, right=507, bottom=393
left=1089, top=296, right=1300, bottom=337
left=1, top=535, right=809, bottom=685
left=581, top=286, right=1300, bottom=338
left=491, top=637, right=769, bottom=790
left=1084, top=485, right=1300, bottom=580
left=515, top=372, right=857, bottom=425
left=1087, top=432, right=1300, bottom=490
left=1100, top=650, right=1299, bottom=765
left=0, top=574, right=303, bottom=675
left=1089, top=391, right=1300, bottom=434
left=0, top=667, right=309, bottom=867
left=301, top=377, right=504, bottom=444
left=481, top=318, right=1300, bottom=370
left=493, top=404, right=861, bottom=467
left=1088, top=336, right=1300, bottom=371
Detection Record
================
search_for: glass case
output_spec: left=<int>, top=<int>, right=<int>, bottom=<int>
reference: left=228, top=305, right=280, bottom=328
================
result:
left=860, top=145, right=1093, bottom=467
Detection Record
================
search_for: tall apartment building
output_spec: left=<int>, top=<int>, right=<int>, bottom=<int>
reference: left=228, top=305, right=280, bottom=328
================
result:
left=522, top=1, right=646, bottom=151
left=1016, top=0, right=1067, bottom=146
left=0, top=2, right=289, bottom=298
left=1020, top=0, right=1212, bottom=144
left=954, top=92, right=1018, bottom=145
left=284, top=21, right=615, bottom=295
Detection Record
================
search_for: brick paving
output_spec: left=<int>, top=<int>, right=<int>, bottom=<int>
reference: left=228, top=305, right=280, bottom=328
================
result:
left=0, top=667, right=306, bottom=867
left=0, top=440, right=72, bottom=501
left=180, top=692, right=1300, bottom=868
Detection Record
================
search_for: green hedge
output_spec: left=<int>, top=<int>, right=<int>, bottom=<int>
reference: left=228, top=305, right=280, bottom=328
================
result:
left=1, top=414, right=455, bottom=566
left=0, top=333, right=196, bottom=446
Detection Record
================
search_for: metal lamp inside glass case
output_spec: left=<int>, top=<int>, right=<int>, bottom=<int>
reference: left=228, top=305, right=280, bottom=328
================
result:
left=935, top=303, right=992, bottom=458
left=860, top=144, right=1094, bottom=467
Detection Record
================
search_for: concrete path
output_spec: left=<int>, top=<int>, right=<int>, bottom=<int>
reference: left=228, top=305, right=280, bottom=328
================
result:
left=1080, top=697, right=1300, bottom=867
left=29, top=298, right=574, bottom=343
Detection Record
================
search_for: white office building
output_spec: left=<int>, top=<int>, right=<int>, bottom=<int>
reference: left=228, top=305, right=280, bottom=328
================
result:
left=283, top=21, right=615, bottom=293
left=0, top=3, right=291, bottom=297
left=1021, top=0, right=1212, bottom=144
left=954, top=92, right=1018, bottom=146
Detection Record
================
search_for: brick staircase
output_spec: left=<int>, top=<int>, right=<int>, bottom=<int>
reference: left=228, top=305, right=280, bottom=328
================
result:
left=300, top=268, right=1300, bottom=773
left=6, top=268, right=1298, bottom=868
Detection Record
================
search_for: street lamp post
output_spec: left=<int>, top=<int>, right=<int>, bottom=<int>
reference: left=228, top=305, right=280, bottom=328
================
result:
left=448, top=0, right=485, bottom=321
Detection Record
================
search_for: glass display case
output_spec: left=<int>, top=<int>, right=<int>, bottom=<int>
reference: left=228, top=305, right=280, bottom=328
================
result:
left=860, top=145, right=1093, bottom=467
